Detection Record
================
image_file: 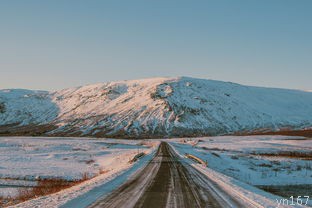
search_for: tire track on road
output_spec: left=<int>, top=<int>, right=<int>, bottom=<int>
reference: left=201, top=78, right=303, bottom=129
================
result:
left=89, top=142, right=245, bottom=208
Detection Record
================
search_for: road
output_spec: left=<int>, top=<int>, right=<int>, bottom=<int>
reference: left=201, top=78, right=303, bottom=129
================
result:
left=88, top=142, right=246, bottom=208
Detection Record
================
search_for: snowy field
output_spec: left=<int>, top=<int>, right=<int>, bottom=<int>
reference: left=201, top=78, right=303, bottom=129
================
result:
left=1, top=135, right=312, bottom=207
left=169, top=136, right=312, bottom=207
left=0, top=137, right=158, bottom=199
left=170, top=135, right=312, bottom=186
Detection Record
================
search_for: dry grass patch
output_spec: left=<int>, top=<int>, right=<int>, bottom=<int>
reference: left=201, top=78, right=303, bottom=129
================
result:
left=0, top=174, right=92, bottom=207
left=239, top=128, right=312, bottom=138
left=253, top=151, right=312, bottom=160
left=16, top=179, right=74, bottom=202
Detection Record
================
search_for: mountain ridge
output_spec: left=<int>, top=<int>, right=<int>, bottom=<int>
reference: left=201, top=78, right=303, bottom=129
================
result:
left=0, top=76, right=312, bottom=138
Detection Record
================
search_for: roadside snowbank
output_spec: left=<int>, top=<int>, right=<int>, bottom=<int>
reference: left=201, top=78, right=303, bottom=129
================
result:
left=8, top=141, right=158, bottom=208
left=169, top=139, right=312, bottom=207
left=170, top=136, right=312, bottom=186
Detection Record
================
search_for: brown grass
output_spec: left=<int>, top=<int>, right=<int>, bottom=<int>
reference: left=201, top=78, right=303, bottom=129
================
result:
left=253, top=151, right=312, bottom=160
left=0, top=167, right=112, bottom=207
left=0, top=196, right=8, bottom=207
left=16, top=179, right=74, bottom=202
left=85, top=159, right=95, bottom=164
left=258, top=163, right=273, bottom=168
left=0, top=124, right=58, bottom=137
left=0, top=174, right=92, bottom=207
left=235, top=128, right=312, bottom=138
left=257, top=184, right=312, bottom=198
left=202, top=147, right=227, bottom=151
left=98, top=168, right=109, bottom=175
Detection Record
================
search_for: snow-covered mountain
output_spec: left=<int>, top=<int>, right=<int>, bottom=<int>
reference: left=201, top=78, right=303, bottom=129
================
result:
left=1, top=77, right=312, bottom=138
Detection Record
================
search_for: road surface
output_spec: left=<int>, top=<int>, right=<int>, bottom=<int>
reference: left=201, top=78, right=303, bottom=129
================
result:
left=88, top=142, right=247, bottom=208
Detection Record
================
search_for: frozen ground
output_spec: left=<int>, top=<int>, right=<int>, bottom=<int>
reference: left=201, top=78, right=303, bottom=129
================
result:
left=1, top=136, right=311, bottom=207
left=0, top=137, right=158, bottom=200
left=169, top=136, right=312, bottom=207
left=169, top=135, right=312, bottom=186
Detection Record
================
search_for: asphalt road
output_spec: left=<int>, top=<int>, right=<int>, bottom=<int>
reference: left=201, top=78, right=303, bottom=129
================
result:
left=88, top=142, right=246, bottom=208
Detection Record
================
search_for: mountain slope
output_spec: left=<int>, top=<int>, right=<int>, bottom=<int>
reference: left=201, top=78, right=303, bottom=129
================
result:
left=0, top=77, right=312, bottom=138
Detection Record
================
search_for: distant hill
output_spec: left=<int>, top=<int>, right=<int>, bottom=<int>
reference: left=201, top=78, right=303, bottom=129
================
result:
left=1, top=77, right=312, bottom=138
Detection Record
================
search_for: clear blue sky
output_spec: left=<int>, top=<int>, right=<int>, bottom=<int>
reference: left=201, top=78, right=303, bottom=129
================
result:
left=0, top=0, right=311, bottom=91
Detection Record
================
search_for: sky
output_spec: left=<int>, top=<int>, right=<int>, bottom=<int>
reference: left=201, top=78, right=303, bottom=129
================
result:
left=0, top=0, right=311, bottom=91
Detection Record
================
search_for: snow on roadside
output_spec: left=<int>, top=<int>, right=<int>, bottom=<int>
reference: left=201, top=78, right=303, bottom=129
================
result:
left=170, top=136, right=312, bottom=186
left=8, top=140, right=159, bottom=208
left=60, top=146, right=158, bottom=208
left=169, top=141, right=310, bottom=208
left=0, top=137, right=152, bottom=181
left=0, top=180, right=37, bottom=197
left=192, top=165, right=307, bottom=208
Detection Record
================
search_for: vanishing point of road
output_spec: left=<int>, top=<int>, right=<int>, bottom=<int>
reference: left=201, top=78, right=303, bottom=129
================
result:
left=88, top=142, right=250, bottom=208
